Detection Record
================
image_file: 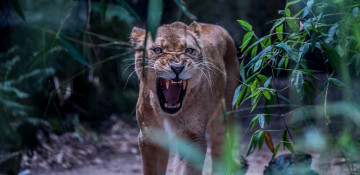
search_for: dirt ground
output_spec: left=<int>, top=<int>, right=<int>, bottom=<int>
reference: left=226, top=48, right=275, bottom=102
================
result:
left=22, top=117, right=356, bottom=175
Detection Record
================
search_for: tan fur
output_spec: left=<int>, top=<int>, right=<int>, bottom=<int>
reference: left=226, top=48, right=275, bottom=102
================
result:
left=131, top=21, right=240, bottom=175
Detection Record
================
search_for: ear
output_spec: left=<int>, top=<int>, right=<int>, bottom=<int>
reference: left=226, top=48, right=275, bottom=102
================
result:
left=170, top=21, right=187, bottom=29
left=130, top=27, right=146, bottom=47
left=188, top=21, right=201, bottom=36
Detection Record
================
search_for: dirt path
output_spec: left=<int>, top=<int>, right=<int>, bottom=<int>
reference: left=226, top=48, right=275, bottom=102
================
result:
left=23, top=119, right=355, bottom=175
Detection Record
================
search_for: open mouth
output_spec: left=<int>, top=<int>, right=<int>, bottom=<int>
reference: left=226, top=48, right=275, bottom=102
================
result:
left=157, top=78, right=188, bottom=114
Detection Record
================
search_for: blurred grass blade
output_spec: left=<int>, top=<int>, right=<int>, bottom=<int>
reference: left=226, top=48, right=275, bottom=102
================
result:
left=100, top=0, right=107, bottom=24
left=148, top=129, right=205, bottom=170
left=148, top=0, right=163, bottom=39
left=115, top=0, right=140, bottom=21
left=57, top=37, right=90, bottom=67
left=10, top=0, right=26, bottom=21
left=29, top=39, right=57, bottom=69
left=172, top=0, right=197, bottom=20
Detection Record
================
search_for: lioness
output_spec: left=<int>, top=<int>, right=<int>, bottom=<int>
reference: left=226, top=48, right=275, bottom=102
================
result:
left=131, top=21, right=240, bottom=174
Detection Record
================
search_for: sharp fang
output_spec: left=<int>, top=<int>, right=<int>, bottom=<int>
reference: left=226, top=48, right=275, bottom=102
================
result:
left=171, top=80, right=174, bottom=84
left=164, top=103, right=168, bottom=108
left=182, top=80, right=186, bottom=89
left=166, top=79, right=170, bottom=89
left=176, top=103, right=180, bottom=108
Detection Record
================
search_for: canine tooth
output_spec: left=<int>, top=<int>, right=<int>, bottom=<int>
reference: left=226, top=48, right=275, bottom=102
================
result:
left=164, top=103, right=168, bottom=108
left=182, top=80, right=186, bottom=89
left=171, top=80, right=174, bottom=84
left=176, top=103, right=180, bottom=108
left=166, top=79, right=170, bottom=89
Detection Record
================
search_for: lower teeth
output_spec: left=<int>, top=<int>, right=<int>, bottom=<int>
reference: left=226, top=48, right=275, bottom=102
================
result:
left=164, top=103, right=181, bottom=109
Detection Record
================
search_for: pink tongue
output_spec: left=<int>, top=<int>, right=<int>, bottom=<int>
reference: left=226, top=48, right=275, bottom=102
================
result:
left=161, top=80, right=181, bottom=103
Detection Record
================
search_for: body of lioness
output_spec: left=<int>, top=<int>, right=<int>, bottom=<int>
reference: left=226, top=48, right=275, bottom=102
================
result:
left=131, top=21, right=239, bottom=175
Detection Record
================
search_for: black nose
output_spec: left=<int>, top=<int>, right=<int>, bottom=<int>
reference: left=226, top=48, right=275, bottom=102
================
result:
left=169, top=62, right=185, bottom=76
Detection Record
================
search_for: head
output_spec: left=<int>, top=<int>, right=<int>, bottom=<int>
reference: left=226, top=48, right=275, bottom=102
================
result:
left=131, top=21, right=205, bottom=114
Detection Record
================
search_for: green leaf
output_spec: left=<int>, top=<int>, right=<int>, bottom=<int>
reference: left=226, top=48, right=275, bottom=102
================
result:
left=275, top=42, right=298, bottom=62
left=11, top=0, right=26, bottom=21
left=251, top=45, right=258, bottom=58
left=246, top=132, right=256, bottom=156
left=303, top=0, right=314, bottom=18
left=100, top=0, right=108, bottom=24
left=290, top=71, right=304, bottom=95
left=264, top=77, right=272, bottom=88
left=237, top=20, right=253, bottom=32
left=172, top=0, right=196, bottom=20
left=304, top=81, right=312, bottom=104
left=276, top=24, right=284, bottom=41
left=240, top=60, right=245, bottom=82
left=288, top=126, right=303, bottom=133
left=251, top=93, right=262, bottom=112
left=243, top=36, right=267, bottom=56
left=277, top=93, right=291, bottom=103
left=232, top=85, right=242, bottom=108
left=258, top=114, right=265, bottom=128
left=57, top=37, right=90, bottom=67
left=247, top=89, right=261, bottom=100
left=115, top=0, right=141, bottom=21
left=285, top=142, right=294, bottom=153
left=257, top=131, right=265, bottom=150
left=272, top=143, right=281, bottom=159
left=299, top=43, right=310, bottom=60
left=285, top=0, right=301, bottom=9
left=321, top=43, right=342, bottom=74
left=29, top=39, right=57, bottom=69
left=241, top=32, right=254, bottom=52
left=237, top=86, right=250, bottom=106
left=329, top=78, right=346, bottom=89
left=245, top=46, right=272, bottom=68
left=264, top=97, right=274, bottom=124
left=253, top=59, right=262, bottom=73
left=148, top=0, right=163, bottom=39
left=263, top=91, right=271, bottom=100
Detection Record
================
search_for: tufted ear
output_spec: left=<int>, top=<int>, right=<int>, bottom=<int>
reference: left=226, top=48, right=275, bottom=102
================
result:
left=130, top=27, right=146, bottom=47
left=188, top=21, right=201, bottom=36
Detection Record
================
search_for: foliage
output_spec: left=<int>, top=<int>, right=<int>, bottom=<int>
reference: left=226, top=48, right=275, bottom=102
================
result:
left=235, top=0, right=360, bottom=173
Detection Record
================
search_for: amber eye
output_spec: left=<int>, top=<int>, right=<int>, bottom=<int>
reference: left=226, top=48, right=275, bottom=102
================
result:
left=185, top=48, right=195, bottom=55
left=153, top=47, right=163, bottom=54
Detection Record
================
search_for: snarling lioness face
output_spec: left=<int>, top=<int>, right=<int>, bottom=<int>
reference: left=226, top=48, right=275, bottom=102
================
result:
left=131, top=22, right=205, bottom=114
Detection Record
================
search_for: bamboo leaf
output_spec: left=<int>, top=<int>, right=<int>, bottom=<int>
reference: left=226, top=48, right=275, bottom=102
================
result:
left=257, top=131, right=265, bottom=150
left=264, top=131, right=274, bottom=153
left=116, top=0, right=141, bottom=21
left=329, top=78, right=346, bottom=89
left=299, top=43, right=310, bottom=60
left=10, top=0, right=26, bottom=21
left=258, top=114, right=265, bottom=128
left=29, top=39, right=57, bottom=69
left=245, top=46, right=272, bottom=68
left=240, top=60, right=245, bottom=82
left=272, top=143, right=281, bottom=159
left=57, top=37, right=89, bottom=67
left=290, top=71, right=304, bottom=95
left=100, top=0, right=108, bottom=24
left=275, top=42, right=298, bottom=62
left=241, top=32, right=254, bottom=52
left=172, top=0, right=196, bottom=20
left=148, top=0, right=163, bottom=39
left=237, top=20, right=253, bottom=32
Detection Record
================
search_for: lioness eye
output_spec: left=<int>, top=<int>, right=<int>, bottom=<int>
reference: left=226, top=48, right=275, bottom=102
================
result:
left=185, top=48, right=195, bottom=55
left=153, top=47, right=163, bottom=54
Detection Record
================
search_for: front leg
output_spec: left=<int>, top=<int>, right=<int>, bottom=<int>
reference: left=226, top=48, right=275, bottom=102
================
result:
left=139, top=130, right=169, bottom=175
left=173, top=131, right=207, bottom=175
